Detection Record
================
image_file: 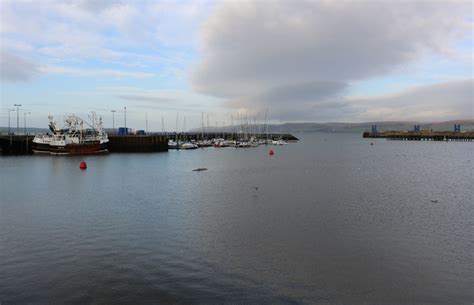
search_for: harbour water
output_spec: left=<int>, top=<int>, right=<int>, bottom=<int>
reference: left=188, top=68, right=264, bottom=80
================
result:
left=1, top=133, right=473, bottom=304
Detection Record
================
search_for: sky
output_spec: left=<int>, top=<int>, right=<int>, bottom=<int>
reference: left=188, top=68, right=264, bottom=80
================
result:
left=0, top=0, right=472, bottom=131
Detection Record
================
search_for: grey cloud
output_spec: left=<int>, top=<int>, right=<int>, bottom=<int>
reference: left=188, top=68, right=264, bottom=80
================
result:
left=258, top=81, right=347, bottom=106
left=133, top=104, right=199, bottom=112
left=0, top=52, right=40, bottom=82
left=229, top=79, right=473, bottom=122
left=193, top=1, right=470, bottom=98
left=115, top=94, right=176, bottom=103
left=192, top=0, right=471, bottom=121
left=352, top=79, right=473, bottom=122
left=75, top=0, right=123, bottom=13
left=227, top=80, right=348, bottom=113
left=226, top=80, right=350, bottom=121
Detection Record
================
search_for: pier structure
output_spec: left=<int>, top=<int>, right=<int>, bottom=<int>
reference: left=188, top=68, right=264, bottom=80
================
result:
left=165, top=132, right=299, bottom=142
left=0, top=134, right=168, bottom=155
left=0, top=135, right=35, bottom=155
left=0, top=132, right=299, bottom=155
left=108, top=135, right=167, bottom=152
left=363, top=130, right=474, bottom=141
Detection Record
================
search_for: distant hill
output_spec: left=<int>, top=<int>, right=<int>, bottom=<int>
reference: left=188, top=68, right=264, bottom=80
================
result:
left=190, top=120, right=474, bottom=133
left=2, top=120, right=472, bottom=135
left=0, top=127, right=49, bottom=135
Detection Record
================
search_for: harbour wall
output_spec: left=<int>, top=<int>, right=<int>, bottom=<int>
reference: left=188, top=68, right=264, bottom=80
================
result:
left=0, top=135, right=35, bottom=155
left=108, top=135, right=168, bottom=153
left=363, top=131, right=474, bottom=141
left=0, top=135, right=168, bottom=155
left=163, top=132, right=299, bottom=141
left=0, top=132, right=299, bottom=155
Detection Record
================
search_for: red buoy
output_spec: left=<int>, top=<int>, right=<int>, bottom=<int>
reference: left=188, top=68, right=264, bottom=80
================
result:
left=269, top=149, right=274, bottom=156
left=79, top=161, right=87, bottom=170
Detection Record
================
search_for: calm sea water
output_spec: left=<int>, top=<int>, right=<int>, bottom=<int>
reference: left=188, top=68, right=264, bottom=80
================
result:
left=1, top=133, right=473, bottom=305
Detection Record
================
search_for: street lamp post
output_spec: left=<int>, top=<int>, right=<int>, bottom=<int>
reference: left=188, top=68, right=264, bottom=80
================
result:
left=24, top=112, right=31, bottom=135
left=124, top=106, right=127, bottom=134
left=14, top=104, right=21, bottom=135
left=111, top=110, right=116, bottom=130
left=8, top=109, right=14, bottom=135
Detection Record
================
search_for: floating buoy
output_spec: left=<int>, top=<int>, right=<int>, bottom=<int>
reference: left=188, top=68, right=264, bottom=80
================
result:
left=370, top=142, right=374, bottom=146
left=269, top=149, right=274, bottom=156
left=79, top=161, right=87, bottom=170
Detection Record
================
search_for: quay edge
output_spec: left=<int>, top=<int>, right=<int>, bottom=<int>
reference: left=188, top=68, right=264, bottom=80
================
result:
left=0, top=135, right=169, bottom=155
left=0, top=132, right=299, bottom=155
left=363, top=131, right=474, bottom=141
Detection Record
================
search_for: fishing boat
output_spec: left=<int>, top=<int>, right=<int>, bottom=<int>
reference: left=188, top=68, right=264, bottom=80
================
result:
left=32, top=113, right=109, bottom=155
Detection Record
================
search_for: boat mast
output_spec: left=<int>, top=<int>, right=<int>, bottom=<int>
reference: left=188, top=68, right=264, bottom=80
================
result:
left=264, top=108, right=269, bottom=143
left=201, top=112, right=204, bottom=140
left=231, top=114, right=234, bottom=140
left=175, top=112, right=178, bottom=142
left=183, top=116, right=186, bottom=141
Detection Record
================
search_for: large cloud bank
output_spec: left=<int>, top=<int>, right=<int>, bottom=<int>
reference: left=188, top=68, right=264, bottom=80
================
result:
left=192, top=0, right=472, bottom=121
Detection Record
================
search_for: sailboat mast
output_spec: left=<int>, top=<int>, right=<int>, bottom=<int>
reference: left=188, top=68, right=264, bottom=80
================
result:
left=183, top=116, right=186, bottom=141
left=264, top=108, right=269, bottom=143
left=176, top=112, right=178, bottom=142
left=231, top=115, right=234, bottom=140
left=201, top=112, right=204, bottom=139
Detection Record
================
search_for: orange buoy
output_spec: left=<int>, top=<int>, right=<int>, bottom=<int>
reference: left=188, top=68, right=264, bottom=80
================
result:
left=79, top=161, right=87, bottom=170
left=269, top=149, right=274, bottom=156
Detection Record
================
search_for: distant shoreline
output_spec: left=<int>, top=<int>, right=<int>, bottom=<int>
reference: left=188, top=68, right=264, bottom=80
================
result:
left=1, top=119, right=473, bottom=134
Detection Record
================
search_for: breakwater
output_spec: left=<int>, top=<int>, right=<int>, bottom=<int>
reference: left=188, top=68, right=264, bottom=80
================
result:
left=0, top=135, right=34, bottom=155
left=108, top=135, right=167, bottom=152
left=166, top=132, right=299, bottom=141
left=0, top=135, right=168, bottom=155
left=363, top=131, right=474, bottom=141
left=0, top=132, right=298, bottom=155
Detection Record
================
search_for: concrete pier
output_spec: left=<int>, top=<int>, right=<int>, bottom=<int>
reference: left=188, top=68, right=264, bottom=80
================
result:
left=0, top=135, right=168, bottom=155
left=166, top=132, right=299, bottom=142
left=108, top=135, right=168, bottom=152
left=0, top=135, right=35, bottom=155
left=363, top=131, right=474, bottom=141
left=0, top=132, right=298, bottom=155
